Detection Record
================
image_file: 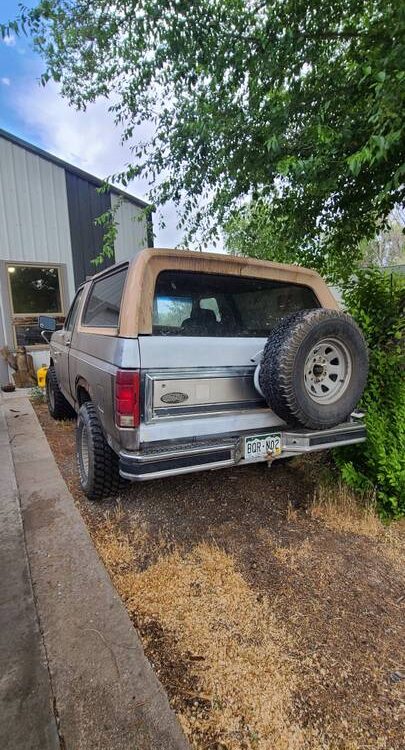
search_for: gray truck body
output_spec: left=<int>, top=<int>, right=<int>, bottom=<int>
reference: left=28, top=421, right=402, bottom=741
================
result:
left=49, top=249, right=366, bottom=481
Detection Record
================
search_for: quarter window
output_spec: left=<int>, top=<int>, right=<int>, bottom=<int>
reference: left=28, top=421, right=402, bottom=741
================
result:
left=82, top=267, right=127, bottom=328
left=153, top=270, right=319, bottom=337
left=65, top=289, right=84, bottom=332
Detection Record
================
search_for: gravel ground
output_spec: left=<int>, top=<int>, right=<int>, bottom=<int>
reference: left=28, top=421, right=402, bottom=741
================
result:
left=34, top=401, right=405, bottom=750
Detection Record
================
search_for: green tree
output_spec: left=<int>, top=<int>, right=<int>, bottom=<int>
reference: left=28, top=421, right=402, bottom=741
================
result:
left=4, top=1, right=404, bottom=275
left=360, top=208, right=405, bottom=268
left=225, top=201, right=405, bottom=281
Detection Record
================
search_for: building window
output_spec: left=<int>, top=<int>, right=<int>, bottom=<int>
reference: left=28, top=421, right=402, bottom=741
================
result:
left=8, top=265, right=62, bottom=314
left=7, top=263, right=64, bottom=346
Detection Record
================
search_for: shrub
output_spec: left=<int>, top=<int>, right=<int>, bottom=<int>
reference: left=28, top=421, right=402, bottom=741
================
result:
left=336, top=269, right=405, bottom=519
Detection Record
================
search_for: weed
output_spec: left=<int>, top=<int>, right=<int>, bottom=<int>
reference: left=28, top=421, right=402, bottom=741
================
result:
left=30, top=385, right=46, bottom=403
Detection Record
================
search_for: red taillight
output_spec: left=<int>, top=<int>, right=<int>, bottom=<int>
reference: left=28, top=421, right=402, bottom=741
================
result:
left=115, top=370, right=140, bottom=428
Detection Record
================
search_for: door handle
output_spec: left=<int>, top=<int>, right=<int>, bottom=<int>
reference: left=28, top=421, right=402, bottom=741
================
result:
left=65, top=339, right=71, bottom=347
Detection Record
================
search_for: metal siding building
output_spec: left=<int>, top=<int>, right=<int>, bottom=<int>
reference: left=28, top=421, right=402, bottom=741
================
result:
left=0, top=129, right=152, bottom=384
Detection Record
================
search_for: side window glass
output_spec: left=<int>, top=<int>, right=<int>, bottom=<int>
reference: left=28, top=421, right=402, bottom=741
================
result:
left=65, top=289, right=83, bottom=332
left=83, top=268, right=127, bottom=328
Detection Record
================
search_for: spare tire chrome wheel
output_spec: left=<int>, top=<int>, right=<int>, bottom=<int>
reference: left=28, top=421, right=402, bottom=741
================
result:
left=304, top=338, right=352, bottom=404
left=259, top=309, right=368, bottom=430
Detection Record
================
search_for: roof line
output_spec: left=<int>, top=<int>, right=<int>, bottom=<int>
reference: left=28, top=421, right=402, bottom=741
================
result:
left=0, top=127, right=150, bottom=210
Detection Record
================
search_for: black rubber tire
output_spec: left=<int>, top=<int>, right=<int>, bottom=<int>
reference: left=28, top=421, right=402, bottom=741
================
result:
left=259, top=309, right=368, bottom=430
left=76, top=401, right=124, bottom=500
left=46, top=366, right=76, bottom=420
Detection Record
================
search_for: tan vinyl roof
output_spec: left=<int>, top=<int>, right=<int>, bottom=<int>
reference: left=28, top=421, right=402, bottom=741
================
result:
left=118, top=248, right=337, bottom=337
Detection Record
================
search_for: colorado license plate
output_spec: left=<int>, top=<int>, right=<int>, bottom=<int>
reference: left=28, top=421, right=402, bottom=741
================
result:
left=244, top=433, right=282, bottom=462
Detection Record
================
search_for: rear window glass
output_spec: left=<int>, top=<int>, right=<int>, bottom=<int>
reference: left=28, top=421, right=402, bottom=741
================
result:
left=153, top=270, right=319, bottom=337
left=83, top=268, right=127, bottom=328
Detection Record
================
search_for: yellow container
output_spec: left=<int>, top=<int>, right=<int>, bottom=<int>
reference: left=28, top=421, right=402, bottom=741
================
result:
left=37, top=364, right=48, bottom=389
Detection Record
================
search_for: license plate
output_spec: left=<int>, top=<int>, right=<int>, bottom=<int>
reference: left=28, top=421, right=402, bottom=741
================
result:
left=244, top=433, right=282, bottom=462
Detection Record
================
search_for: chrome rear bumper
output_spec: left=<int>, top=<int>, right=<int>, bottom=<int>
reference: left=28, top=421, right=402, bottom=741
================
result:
left=119, top=419, right=366, bottom=481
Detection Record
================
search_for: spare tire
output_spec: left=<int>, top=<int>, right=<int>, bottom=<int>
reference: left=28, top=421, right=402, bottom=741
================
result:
left=258, top=309, right=368, bottom=430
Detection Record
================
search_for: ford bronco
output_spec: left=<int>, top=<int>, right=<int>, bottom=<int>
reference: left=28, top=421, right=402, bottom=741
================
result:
left=40, top=249, right=368, bottom=500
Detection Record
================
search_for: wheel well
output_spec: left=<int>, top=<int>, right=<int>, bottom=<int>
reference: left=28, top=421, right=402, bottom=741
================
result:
left=77, top=384, right=91, bottom=406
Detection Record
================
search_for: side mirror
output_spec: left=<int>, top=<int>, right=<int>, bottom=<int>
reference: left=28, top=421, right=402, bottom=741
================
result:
left=38, top=315, right=56, bottom=332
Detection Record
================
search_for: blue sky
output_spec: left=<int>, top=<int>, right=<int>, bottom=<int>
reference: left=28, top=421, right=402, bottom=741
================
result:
left=0, top=1, right=38, bottom=139
left=0, top=0, right=185, bottom=246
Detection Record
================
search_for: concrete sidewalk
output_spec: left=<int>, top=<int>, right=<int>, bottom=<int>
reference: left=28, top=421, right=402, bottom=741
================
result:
left=0, top=401, right=60, bottom=750
left=0, top=393, right=189, bottom=750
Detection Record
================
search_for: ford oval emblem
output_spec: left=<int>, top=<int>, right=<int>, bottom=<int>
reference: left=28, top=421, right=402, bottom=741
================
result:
left=160, top=391, right=189, bottom=404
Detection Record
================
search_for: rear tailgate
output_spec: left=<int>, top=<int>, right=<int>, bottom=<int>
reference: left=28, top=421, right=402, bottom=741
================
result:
left=138, top=336, right=285, bottom=446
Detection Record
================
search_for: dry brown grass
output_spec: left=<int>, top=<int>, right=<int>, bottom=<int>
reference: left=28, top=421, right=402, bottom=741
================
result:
left=272, top=537, right=314, bottom=570
left=310, top=483, right=380, bottom=536
left=92, top=504, right=171, bottom=571
left=309, top=484, right=405, bottom=579
left=93, top=508, right=333, bottom=749
left=311, top=481, right=403, bottom=537
left=123, top=543, right=305, bottom=749
left=91, top=503, right=405, bottom=749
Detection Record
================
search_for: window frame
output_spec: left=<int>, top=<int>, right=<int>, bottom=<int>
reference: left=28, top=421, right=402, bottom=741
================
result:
left=78, top=263, right=129, bottom=336
left=5, top=261, right=67, bottom=349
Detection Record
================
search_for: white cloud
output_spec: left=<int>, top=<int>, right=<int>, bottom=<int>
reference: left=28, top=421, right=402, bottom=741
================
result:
left=2, top=34, right=16, bottom=47
left=13, top=79, right=184, bottom=246
left=16, top=82, right=144, bottom=183
left=12, top=77, right=225, bottom=250
left=1, top=77, right=11, bottom=86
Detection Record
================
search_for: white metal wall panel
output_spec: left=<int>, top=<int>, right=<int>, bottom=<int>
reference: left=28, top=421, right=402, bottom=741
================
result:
left=111, top=193, right=148, bottom=263
left=0, top=136, right=75, bottom=300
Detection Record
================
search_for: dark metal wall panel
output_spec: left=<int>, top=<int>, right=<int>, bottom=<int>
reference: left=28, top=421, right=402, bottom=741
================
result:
left=65, top=172, right=114, bottom=287
left=147, top=211, right=154, bottom=248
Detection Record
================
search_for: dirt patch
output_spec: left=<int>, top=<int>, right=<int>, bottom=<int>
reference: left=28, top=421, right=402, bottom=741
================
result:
left=34, top=401, right=405, bottom=749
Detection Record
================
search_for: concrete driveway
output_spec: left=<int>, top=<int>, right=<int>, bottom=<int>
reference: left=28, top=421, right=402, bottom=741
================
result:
left=0, top=391, right=188, bottom=750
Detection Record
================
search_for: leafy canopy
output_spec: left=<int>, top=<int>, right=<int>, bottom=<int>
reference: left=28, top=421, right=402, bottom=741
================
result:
left=5, top=1, right=404, bottom=275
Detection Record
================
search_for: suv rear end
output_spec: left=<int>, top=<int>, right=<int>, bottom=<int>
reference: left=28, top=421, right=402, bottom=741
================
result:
left=45, top=249, right=367, bottom=499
